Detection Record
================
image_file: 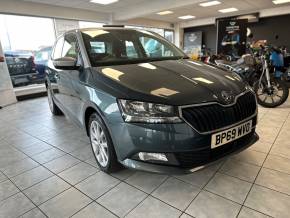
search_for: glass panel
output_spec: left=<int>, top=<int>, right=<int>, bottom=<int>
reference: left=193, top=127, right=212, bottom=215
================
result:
left=164, top=30, right=174, bottom=43
left=53, top=37, right=64, bottom=60
left=82, top=29, right=185, bottom=66
left=125, top=41, right=138, bottom=58
left=79, top=21, right=105, bottom=28
left=125, top=25, right=165, bottom=37
left=140, top=36, right=173, bottom=57
left=0, top=14, right=55, bottom=88
left=62, top=35, right=77, bottom=59
left=90, top=41, right=106, bottom=53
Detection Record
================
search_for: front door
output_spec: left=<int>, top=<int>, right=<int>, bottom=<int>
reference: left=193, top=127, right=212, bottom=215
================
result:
left=48, top=36, right=73, bottom=113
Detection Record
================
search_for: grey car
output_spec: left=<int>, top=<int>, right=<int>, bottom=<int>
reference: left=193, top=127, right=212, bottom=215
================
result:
left=46, top=27, right=258, bottom=174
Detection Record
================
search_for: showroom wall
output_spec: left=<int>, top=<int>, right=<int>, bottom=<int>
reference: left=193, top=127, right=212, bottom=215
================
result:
left=184, top=14, right=290, bottom=53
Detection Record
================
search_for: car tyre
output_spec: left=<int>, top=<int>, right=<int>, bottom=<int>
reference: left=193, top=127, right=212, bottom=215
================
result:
left=88, top=113, right=121, bottom=173
left=47, top=86, right=63, bottom=115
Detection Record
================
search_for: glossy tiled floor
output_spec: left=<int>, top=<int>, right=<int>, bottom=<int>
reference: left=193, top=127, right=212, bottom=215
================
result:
left=1, top=97, right=290, bottom=218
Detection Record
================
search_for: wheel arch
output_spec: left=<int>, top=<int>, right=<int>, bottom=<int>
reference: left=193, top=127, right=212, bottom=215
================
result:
left=83, top=102, right=107, bottom=136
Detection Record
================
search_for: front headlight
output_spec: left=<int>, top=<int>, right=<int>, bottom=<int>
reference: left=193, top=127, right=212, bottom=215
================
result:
left=118, top=99, right=182, bottom=123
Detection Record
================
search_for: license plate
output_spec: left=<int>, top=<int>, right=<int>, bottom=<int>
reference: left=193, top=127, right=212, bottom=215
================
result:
left=211, top=120, right=252, bottom=149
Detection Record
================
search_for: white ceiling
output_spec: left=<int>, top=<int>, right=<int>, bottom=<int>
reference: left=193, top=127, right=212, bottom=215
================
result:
left=18, top=0, right=290, bottom=23
left=145, top=0, right=283, bottom=22
left=22, top=0, right=147, bottom=12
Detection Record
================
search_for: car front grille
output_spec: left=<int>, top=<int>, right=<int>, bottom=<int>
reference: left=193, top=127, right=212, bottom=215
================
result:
left=175, top=130, right=255, bottom=168
left=181, top=91, right=257, bottom=133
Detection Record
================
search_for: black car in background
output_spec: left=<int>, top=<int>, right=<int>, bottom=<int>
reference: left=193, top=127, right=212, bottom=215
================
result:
left=4, top=50, right=38, bottom=87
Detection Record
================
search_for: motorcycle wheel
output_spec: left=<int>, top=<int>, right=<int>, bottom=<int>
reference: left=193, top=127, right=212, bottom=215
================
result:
left=253, top=79, right=289, bottom=108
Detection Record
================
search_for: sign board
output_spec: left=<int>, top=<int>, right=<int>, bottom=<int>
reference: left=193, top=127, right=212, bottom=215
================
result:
left=217, top=19, right=247, bottom=57
left=183, top=31, right=202, bottom=59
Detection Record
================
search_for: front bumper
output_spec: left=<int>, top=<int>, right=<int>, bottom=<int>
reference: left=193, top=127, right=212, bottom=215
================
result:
left=108, top=114, right=258, bottom=174
left=120, top=132, right=258, bottom=175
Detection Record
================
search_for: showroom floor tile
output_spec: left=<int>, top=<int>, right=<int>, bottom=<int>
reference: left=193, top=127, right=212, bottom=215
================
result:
left=0, top=97, right=290, bottom=217
left=186, top=190, right=241, bottom=218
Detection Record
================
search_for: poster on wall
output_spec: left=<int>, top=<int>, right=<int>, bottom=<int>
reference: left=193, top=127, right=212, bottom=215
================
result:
left=217, top=19, right=247, bottom=57
left=183, top=31, right=202, bottom=60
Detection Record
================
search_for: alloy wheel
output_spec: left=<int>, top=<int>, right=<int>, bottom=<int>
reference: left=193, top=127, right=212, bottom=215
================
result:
left=90, top=120, right=109, bottom=167
left=257, top=82, right=283, bottom=104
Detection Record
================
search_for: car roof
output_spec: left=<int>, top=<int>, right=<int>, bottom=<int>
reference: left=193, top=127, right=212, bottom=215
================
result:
left=66, top=27, right=155, bottom=35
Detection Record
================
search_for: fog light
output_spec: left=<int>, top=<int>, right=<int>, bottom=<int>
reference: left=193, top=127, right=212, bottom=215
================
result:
left=138, top=152, right=168, bottom=162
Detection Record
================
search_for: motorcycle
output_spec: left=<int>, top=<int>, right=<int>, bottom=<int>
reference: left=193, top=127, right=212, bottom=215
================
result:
left=210, top=45, right=289, bottom=108
left=253, top=46, right=289, bottom=107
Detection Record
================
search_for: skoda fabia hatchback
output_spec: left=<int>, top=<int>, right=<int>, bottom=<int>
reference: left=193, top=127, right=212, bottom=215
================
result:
left=46, top=27, right=258, bottom=174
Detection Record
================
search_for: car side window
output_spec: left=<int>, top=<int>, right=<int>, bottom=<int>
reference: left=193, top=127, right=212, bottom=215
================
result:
left=52, top=37, right=64, bottom=60
left=62, top=34, right=78, bottom=59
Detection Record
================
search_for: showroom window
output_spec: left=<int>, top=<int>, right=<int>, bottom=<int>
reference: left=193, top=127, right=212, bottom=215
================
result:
left=0, top=15, right=105, bottom=93
left=126, top=25, right=165, bottom=37
left=126, top=25, right=174, bottom=43
left=0, top=14, right=55, bottom=89
left=79, top=21, right=105, bottom=28
left=164, top=30, right=174, bottom=43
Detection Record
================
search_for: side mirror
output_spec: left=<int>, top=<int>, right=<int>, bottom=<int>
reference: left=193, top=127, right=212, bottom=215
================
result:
left=53, top=57, right=78, bottom=70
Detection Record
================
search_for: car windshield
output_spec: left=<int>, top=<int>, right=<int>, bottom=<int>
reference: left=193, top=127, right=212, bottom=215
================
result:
left=81, top=29, right=187, bottom=66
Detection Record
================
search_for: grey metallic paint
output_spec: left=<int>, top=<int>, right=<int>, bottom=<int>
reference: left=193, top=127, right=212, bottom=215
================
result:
left=46, top=29, right=258, bottom=172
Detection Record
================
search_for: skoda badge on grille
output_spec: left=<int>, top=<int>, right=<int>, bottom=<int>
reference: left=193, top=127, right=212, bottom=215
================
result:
left=220, top=91, right=235, bottom=104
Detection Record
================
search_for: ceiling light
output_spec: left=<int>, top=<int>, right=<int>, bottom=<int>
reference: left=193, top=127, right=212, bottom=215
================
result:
left=90, top=0, right=118, bottom=5
left=199, top=1, right=221, bottom=7
left=272, top=0, right=290, bottom=4
left=218, top=8, right=238, bottom=13
left=178, top=15, right=196, bottom=20
left=157, top=11, right=174, bottom=15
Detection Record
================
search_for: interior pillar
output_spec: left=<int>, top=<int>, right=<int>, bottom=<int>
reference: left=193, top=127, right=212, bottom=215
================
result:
left=0, top=40, right=17, bottom=108
left=174, top=23, right=184, bottom=49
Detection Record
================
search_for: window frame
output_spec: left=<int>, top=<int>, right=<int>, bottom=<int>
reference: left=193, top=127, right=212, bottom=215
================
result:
left=64, top=32, right=84, bottom=68
left=51, top=36, right=64, bottom=60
